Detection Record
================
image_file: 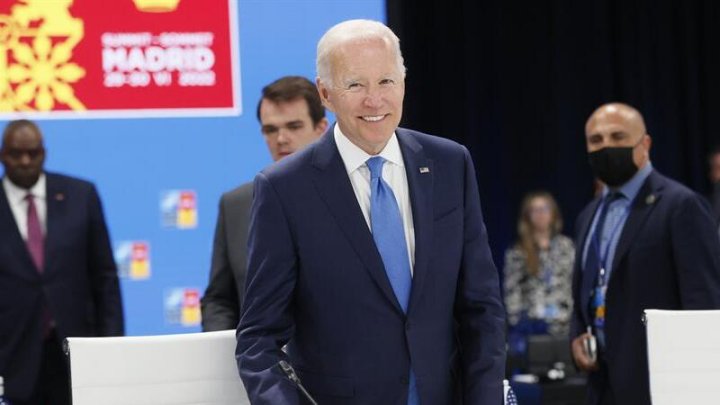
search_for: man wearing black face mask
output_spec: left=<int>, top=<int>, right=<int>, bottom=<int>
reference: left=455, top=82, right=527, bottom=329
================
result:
left=569, top=103, right=720, bottom=405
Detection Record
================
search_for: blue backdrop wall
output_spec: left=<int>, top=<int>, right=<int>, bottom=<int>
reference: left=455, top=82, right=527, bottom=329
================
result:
left=1, top=1, right=385, bottom=336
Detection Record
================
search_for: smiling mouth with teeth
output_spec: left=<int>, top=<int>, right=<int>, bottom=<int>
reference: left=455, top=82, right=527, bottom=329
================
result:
left=361, top=115, right=386, bottom=122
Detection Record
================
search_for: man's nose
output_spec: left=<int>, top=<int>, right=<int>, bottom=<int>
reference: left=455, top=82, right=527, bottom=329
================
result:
left=276, top=128, right=290, bottom=144
left=363, top=86, right=384, bottom=109
left=19, top=153, right=32, bottom=165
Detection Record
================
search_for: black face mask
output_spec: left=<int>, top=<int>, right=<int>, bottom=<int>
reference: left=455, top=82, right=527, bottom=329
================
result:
left=588, top=146, right=638, bottom=187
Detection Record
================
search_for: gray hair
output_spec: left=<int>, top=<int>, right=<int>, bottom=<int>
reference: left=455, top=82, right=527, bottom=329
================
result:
left=316, top=19, right=406, bottom=87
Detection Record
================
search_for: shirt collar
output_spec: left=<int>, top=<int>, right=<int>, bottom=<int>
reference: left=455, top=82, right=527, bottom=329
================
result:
left=2, top=173, right=46, bottom=204
left=603, top=162, right=653, bottom=202
left=333, top=124, right=404, bottom=174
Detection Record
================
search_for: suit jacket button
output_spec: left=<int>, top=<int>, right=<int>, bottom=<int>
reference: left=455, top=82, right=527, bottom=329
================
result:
left=405, top=321, right=411, bottom=330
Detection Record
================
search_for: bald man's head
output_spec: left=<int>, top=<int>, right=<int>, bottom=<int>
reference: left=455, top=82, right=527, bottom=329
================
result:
left=585, top=103, right=647, bottom=140
left=585, top=102, right=652, bottom=187
left=1, top=120, right=46, bottom=189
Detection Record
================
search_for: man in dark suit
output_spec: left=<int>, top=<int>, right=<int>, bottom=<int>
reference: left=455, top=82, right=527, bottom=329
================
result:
left=0, top=119, right=124, bottom=404
left=570, top=103, right=720, bottom=405
left=236, top=20, right=506, bottom=405
left=201, top=76, right=328, bottom=331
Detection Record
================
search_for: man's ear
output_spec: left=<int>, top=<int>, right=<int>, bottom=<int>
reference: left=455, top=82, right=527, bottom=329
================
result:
left=316, top=78, right=332, bottom=111
left=316, top=118, right=329, bottom=134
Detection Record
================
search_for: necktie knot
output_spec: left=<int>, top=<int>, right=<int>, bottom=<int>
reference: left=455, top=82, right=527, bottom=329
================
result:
left=604, top=191, right=624, bottom=207
left=366, top=156, right=385, bottom=180
left=25, top=193, right=34, bottom=202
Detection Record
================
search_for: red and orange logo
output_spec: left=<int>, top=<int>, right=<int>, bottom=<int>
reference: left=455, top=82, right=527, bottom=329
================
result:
left=0, top=0, right=238, bottom=117
left=164, top=287, right=201, bottom=326
left=161, top=189, right=198, bottom=229
left=114, top=240, right=151, bottom=280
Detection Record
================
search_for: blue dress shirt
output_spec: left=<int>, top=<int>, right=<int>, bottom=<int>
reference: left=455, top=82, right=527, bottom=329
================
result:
left=582, top=163, right=654, bottom=280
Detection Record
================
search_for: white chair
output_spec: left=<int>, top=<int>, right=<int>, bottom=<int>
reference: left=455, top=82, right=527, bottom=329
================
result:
left=645, top=309, right=720, bottom=404
left=65, top=329, right=249, bottom=405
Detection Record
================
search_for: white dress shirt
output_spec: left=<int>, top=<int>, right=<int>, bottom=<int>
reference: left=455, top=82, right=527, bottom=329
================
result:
left=2, top=174, right=47, bottom=240
left=334, top=125, right=416, bottom=273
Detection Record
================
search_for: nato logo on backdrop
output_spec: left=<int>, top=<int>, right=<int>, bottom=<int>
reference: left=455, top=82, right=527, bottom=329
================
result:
left=164, top=287, right=201, bottom=326
left=115, top=241, right=151, bottom=280
left=160, top=189, right=198, bottom=229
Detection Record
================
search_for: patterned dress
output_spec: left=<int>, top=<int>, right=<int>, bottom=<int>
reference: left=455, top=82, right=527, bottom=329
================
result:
left=503, top=235, right=575, bottom=337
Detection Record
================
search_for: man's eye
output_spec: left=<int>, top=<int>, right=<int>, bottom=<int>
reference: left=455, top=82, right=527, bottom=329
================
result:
left=7, top=149, right=41, bottom=159
left=287, top=124, right=303, bottom=131
left=380, top=79, right=394, bottom=86
left=587, top=135, right=603, bottom=144
left=262, top=127, right=278, bottom=135
left=347, top=83, right=362, bottom=91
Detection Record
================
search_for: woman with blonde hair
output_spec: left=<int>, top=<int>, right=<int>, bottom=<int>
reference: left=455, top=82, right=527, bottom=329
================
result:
left=503, top=191, right=575, bottom=337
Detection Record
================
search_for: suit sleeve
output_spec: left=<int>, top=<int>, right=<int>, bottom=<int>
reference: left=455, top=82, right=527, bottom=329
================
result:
left=201, top=195, right=241, bottom=331
left=456, top=148, right=506, bottom=405
left=569, top=215, right=587, bottom=341
left=671, top=193, right=720, bottom=308
left=87, top=185, right=124, bottom=336
left=236, top=173, right=299, bottom=405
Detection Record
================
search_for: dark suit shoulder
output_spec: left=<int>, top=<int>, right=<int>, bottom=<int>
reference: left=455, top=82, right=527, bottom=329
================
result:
left=45, top=171, right=97, bottom=193
left=256, top=136, right=322, bottom=186
left=640, top=170, right=712, bottom=220
left=396, top=127, right=468, bottom=156
left=577, top=170, right=704, bottom=227
left=221, top=181, right=253, bottom=205
left=651, top=171, right=700, bottom=201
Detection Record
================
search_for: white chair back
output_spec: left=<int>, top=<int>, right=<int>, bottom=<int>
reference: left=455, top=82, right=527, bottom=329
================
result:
left=645, top=309, right=720, bottom=404
left=65, top=330, right=249, bottom=405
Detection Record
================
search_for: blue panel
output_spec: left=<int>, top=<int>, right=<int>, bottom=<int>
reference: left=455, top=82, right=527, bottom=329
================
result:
left=1, top=0, right=385, bottom=335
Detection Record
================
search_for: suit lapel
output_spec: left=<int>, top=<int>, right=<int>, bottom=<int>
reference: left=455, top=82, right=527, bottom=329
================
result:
left=578, top=197, right=602, bottom=324
left=44, top=174, right=67, bottom=276
left=610, top=172, right=662, bottom=279
left=396, top=130, right=433, bottom=315
left=0, top=178, right=40, bottom=279
left=310, top=129, right=404, bottom=315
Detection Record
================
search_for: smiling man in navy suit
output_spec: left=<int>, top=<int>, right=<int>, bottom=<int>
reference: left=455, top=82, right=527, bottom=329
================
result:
left=0, top=120, right=124, bottom=405
left=236, top=19, right=506, bottom=405
left=570, top=103, right=720, bottom=405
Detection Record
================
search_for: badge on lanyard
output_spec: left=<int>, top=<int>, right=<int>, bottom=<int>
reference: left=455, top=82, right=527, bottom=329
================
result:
left=593, top=267, right=608, bottom=329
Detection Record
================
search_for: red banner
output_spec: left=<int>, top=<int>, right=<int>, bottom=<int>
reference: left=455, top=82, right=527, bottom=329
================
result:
left=0, top=0, right=240, bottom=118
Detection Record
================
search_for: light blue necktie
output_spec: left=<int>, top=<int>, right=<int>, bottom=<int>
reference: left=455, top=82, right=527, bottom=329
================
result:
left=366, top=156, right=419, bottom=405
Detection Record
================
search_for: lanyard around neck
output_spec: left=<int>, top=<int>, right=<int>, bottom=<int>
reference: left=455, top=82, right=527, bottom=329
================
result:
left=594, top=197, right=632, bottom=284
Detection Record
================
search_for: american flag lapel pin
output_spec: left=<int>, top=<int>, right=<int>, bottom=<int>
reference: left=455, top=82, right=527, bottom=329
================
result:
left=55, top=193, right=65, bottom=201
left=645, top=194, right=656, bottom=205
left=419, top=167, right=430, bottom=174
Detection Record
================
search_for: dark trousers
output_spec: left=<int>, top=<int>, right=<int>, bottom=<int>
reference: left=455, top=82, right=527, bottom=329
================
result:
left=9, top=331, right=71, bottom=405
left=587, top=357, right=616, bottom=405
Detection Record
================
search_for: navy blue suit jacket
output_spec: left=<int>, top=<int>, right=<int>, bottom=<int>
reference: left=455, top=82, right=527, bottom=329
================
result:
left=571, top=170, right=720, bottom=405
left=236, top=128, right=506, bottom=405
left=0, top=172, right=124, bottom=400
